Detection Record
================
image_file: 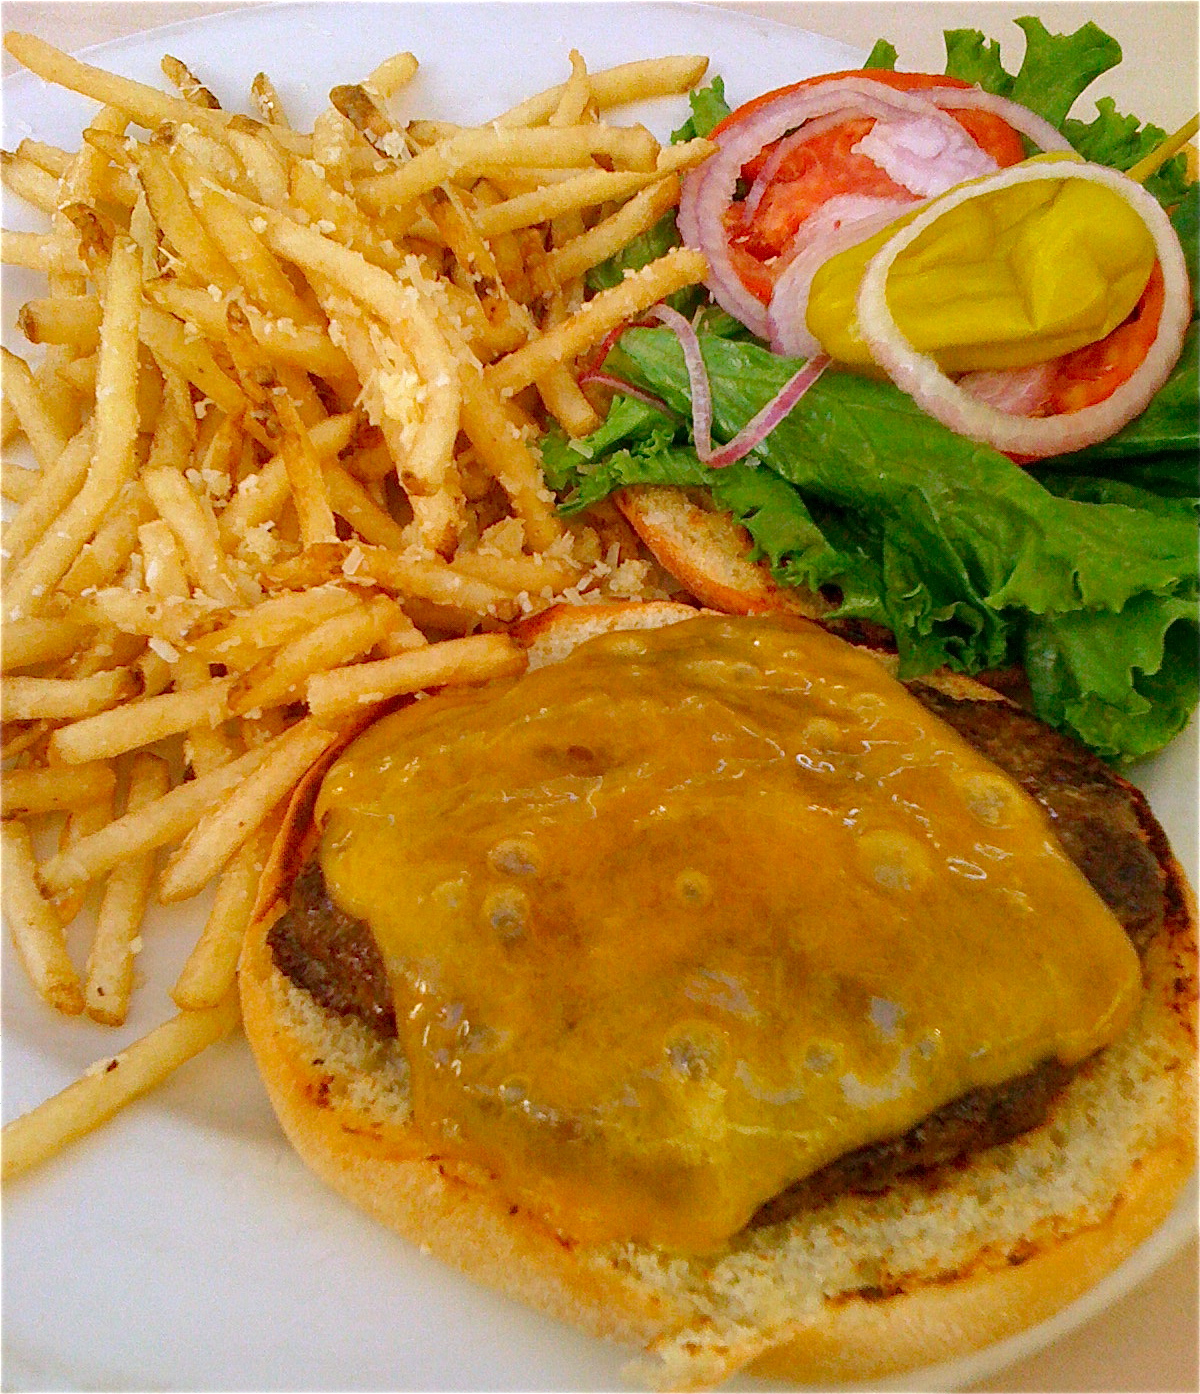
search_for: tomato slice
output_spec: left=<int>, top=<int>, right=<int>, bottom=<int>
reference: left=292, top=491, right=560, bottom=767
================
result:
left=716, top=70, right=1027, bottom=304
left=1045, top=261, right=1166, bottom=414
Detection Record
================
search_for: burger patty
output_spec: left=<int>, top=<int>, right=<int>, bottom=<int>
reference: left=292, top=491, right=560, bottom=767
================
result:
left=266, top=688, right=1166, bottom=1219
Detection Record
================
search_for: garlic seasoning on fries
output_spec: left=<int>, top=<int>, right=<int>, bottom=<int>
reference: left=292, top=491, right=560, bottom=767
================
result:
left=0, top=31, right=713, bottom=1179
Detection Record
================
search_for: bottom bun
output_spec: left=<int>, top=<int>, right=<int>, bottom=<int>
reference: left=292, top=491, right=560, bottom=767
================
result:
left=240, top=603, right=1197, bottom=1390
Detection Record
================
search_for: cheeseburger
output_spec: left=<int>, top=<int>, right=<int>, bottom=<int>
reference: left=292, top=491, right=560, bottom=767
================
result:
left=240, top=603, right=1196, bottom=1388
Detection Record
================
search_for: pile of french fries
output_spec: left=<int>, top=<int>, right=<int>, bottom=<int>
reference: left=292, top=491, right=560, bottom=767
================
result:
left=0, top=31, right=713, bottom=1178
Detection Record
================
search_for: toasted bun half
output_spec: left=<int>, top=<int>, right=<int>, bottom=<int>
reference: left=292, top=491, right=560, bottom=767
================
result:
left=239, top=601, right=1197, bottom=1390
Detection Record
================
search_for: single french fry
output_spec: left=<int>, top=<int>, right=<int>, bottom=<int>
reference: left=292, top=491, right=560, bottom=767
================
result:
left=228, top=593, right=407, bottom=715
left=1, top=761, right=117, bottom=815
left=269, top=541, right=513, bottom=615
left=452, top=549, right=583, bottom=596
left=83, top=752, right=172, bottom=1025
left=1, top=148, right=62, bottom=213
left=51, top=787, right=117, bottom=925
left=1, top=617, right=91, bottom=672
left=488, top=246, right=708, bottom=397
left=48, top=679, right=234, bottom=766
left=139, top=519, right=190, bottom=600
left=171, top=817, right=278, bottom=1009
left=273, top=392, right=337, bottom=547
left=532, top=175, right=682, bottom=297
left=60, top=480, right=156, bottom=599
left=161, top=53, right=221, bottom=110
left=251, top=71, right=289, bottom=127
left=14, top=137, right=72, bottom=177
left=190, top=183, right=317, bottom=326
left=0, top=230, right=87, bottom=275
left=225, top=121, right=289, bottom=208
left=133, top=144, right=241, bottom=292
left=355, top=123, right=660, bottom=212
left=0, top=993, right=241, bottom=1182
left=158, top=716, right=346, bottom=902
left=17, top=295, right=104, bottom=353
left=322, top=461, right=408, bottom=550
left=3, top=32, right=231, bottom=139
left=308, top=631, right=527, bottom=720
left=39, top=736, right=279, bottom=895
left=493, top=54, right=708, bottom=126
left=139, top=305, right=247, bottom=418
left=142, top=467, right=251, bottom=608
left=67, top=588, right=215, bottom=645
left=366, top=50, right=419, bottom=100
left=0, top=347, right=72, bottom=472
left=1, top=820, right=85, bottom=1016
left=0, top=421, right=94, bottom=570
left=2, top=669, right=138, bottom=723
left=187, top=583, right=362, bottom=664
left=458, top=370, right=563, bottom=550
left=1, top=462, right=39, bottom=504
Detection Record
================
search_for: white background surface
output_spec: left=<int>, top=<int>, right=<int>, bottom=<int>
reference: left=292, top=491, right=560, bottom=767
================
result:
left=2, top=4, right=1197, bottom=1392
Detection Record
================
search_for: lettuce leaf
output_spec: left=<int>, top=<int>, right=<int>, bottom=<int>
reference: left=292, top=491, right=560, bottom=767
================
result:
left=934, top=17, right=1190, bottom=205
left=541, top=327, right=1199, bottom=760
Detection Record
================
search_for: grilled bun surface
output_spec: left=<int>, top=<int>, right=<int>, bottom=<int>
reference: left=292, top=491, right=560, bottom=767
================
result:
left=239, top=601, right=1197, bottom=1390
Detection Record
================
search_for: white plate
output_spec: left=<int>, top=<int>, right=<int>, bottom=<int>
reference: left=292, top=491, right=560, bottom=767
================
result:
left=2, top=4, right=1196, bottom=1390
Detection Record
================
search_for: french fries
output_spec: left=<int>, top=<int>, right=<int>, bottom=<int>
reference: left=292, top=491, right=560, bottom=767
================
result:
left=1, top=29, right=711, bottom=1177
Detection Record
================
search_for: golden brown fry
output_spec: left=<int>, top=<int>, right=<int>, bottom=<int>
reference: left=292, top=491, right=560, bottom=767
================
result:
left=493, top=54, right=708, bottom=125
left=172, top=815, right=279, bottom=1010
left=307, top=631, right=527, bottom=720
left=487, top=246, right=708, bottom=396
left=0, top=347, right=72, bottom=471
left=48, top=680, right=234, bottom=766
left=84, top=752, right=172, bottom=1025
left=161, top=53, right=221, bottom=110
left=158, top=716, right=347, bottom=902
left=2, top=762, right=117, bottom=815
left=143, top=466, right=251, bottom=608
left=2, top=669, right=138, bottom=723
left=1, top=819, right=85, bottom=1016
left=1, top=617, right=91, bottom=672
left=1, top=994, right=241, bottom=1182
left=17, top=295, right=103, bottom=354
left=0, top=229, right=87, bottom=275
left=229, top=593, right=408, bottom=716
left=0, top=421, right=94, bottom=570
left=355, top=122, right=661, bottom=212
left=530, top=175, right=682, bottom=297
left=251, top=71, right=289, bottom=127
left=52, top=788, right=117, bottom=925
left=39, top=736, right=278, bottom=896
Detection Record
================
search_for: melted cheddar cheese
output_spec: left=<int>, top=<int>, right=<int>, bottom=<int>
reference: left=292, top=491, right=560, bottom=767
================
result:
left=316, top=615, right=1140, bottom=1252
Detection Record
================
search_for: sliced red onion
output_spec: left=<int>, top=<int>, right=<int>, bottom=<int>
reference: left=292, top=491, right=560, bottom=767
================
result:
left=856, top=162, right=1190, bottom=458
left=851, top=114, right=998, bottom=197
left=766, top=194, right=918, bottom=356
left=678, top=76, right=1075, bottom=338
left=648, top=303, right=830, bottom=467
left=679, top=77, right=988, bottom=337
left=923, top=86, right=1074, bottom=157
left=575, top=370, right=670, bottom=412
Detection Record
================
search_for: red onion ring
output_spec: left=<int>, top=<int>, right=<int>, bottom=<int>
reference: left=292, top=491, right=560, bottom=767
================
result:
left=855, top=162, right=1190, bottom=458
left=766, top=194, right=918, bottom=356
left=678, top=76, right=1074, bottom=337
left=649, top=304, right=830, bottom=467
left=575, top=369, right=670, bottom=413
